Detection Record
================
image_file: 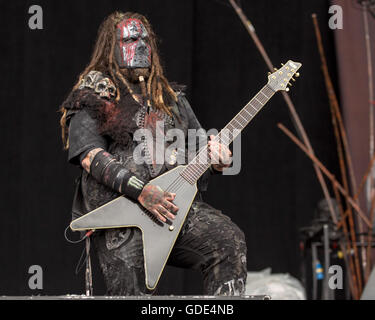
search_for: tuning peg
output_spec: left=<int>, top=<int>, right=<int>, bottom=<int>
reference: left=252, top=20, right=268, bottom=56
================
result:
left=291, top=77, right=296, bottom=82
left=286, top=88, right=290, bottom=92
left=274, top=68, right=278, bottom=71
left=295, top=72, right=300, bottom=78
left=281, top=63, right=284, bottom=66
left=268, top=72, right=271, bottom=76
left=288, top=82, right=293, bottom=87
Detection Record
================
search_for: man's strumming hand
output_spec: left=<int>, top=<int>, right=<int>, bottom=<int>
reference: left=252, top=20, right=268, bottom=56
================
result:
left=138, top=185, right=179, bottom=223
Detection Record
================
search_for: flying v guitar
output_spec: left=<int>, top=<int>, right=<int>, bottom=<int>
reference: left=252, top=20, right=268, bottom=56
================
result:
left=70, top=60, right=302, bottom=290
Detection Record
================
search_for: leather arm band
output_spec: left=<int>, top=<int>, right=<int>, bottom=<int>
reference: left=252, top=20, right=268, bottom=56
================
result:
left=90, top=150, right=146, bottom=200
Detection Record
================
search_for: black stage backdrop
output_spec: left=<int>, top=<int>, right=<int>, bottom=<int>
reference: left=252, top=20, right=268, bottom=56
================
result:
left=0, top=0, right=340, bottom=295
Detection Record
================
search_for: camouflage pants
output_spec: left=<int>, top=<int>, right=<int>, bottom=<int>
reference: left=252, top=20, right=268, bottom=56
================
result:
left=93, top=201, right=247, bottom=296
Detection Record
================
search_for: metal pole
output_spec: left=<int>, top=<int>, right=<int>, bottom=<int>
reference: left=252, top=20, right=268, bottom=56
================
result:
left=323, top=224, right=331, bottom=300
left=312, top=243, right=319, bottom=300
left=85, top=237, right=93, bottom=296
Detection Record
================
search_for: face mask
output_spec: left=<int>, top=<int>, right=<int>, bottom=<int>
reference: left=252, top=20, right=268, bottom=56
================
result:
left=114, top=18, right=151, bottom=69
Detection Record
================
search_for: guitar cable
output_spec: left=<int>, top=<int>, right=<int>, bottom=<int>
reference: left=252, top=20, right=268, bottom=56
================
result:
left=64, top=226, right=96, bottom=277
left=64, top=225, right=95, bottom=244
left=75, top=243, right=89, bottom=275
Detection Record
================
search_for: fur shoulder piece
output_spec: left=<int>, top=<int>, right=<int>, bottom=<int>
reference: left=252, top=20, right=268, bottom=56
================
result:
left=78, top=70, right=117, bottom=100
left=61, top=88, right=109, bottom=114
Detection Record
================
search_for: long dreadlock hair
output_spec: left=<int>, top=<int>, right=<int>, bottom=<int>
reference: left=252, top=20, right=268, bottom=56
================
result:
left=59, top=11, right=177, bottom=149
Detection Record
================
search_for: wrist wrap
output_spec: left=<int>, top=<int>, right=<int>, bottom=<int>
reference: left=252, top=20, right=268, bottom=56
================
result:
left=90, top=150, right=145, bottom=200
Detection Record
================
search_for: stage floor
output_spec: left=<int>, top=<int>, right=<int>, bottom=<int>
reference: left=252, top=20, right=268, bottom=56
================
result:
left=0, top=295, right=270, bottom=300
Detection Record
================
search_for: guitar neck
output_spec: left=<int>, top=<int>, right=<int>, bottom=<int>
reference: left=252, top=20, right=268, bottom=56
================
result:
left=180, top=84, right=276, bottom=184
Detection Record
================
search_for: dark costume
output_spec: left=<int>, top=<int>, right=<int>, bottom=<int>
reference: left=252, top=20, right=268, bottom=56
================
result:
left=63, top=69, right=247, bottom=295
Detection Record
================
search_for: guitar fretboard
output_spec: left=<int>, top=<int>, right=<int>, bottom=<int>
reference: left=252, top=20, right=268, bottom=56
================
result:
left=180, top=84, right=275, bottom=184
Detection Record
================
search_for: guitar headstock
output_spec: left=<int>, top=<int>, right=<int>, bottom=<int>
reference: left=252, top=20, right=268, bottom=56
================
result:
left=267, top=60, right=302, bottom=92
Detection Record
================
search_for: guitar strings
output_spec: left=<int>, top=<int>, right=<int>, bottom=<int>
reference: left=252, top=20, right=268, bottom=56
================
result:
left=166, top=175, right=185, bottom=193
left=163, top=86, right=272, bottom=193
left=165, top=133, right=228, bottom=193
left=165, top=145, right=211, bottom=193
left=162, top=85, right=277, bottom=199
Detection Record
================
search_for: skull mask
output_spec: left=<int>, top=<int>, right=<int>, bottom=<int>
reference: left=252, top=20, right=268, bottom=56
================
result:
left=114, top=18, right=151, bottom=69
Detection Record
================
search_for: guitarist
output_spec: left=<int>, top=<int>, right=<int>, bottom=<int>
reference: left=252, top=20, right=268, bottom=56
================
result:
left=60, top=11, right=247, bottom=296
